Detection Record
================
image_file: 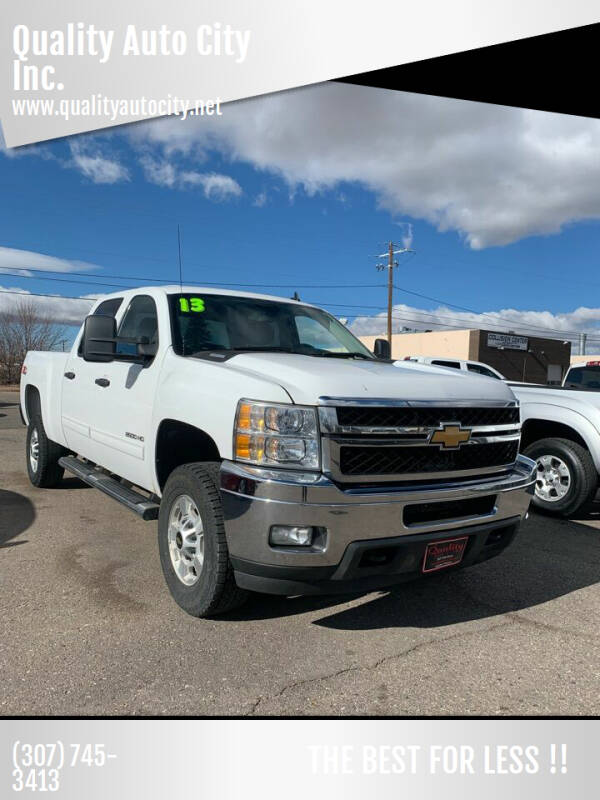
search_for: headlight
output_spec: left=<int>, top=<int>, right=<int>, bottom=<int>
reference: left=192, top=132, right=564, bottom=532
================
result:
left=234, top=399, right=319, bottom=469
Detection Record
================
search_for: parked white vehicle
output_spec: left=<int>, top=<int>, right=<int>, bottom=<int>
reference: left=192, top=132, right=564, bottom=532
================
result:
left=20, top=286, right=535, bottom=617
left=506, top=380, right=600, bottom=516
left=401, top=356, right=505, bottom=380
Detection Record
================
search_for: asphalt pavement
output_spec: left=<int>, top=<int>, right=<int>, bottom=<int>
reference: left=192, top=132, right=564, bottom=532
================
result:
left=1, top=389, right=598, bottom=716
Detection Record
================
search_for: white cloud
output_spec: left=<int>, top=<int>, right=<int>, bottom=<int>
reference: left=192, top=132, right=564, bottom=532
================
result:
left=0, top=285, right=97, bottom=326
left=68, top=141, right=130, bottom=184
left=129, top=83, right=600, bottom=248
left=140, top=155, right=241, bottom=200
left=180, top=170, right=242, bottom=201
left=2, top=131, right=129, bottom=184
left=349, top=302, right=600, bottom=352
left=0, top=246, right=99, bottom=278
left=139, top=155, right=178, bottom=187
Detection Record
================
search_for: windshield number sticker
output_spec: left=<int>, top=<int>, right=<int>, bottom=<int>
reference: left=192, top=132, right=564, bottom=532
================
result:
left=179, top=297, right=205, bottom=313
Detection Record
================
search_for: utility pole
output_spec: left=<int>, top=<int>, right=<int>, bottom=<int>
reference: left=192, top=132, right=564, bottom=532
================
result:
left=386, top=241, right=394, bottom=346
left=376, top=241, right=415, bottom=347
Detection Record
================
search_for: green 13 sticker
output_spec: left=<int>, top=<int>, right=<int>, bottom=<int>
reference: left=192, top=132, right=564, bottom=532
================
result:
left=179, top=297, right=205, bottom=313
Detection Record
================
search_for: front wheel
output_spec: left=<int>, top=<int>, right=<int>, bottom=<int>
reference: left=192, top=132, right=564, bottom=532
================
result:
left=158, top=462, right=248, bottom=617
left=523, top=437, right=598, bottom=518
left=26, top=415, right=64, bottom=488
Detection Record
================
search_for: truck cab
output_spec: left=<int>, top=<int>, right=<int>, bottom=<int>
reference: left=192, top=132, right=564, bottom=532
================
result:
left=21, top=286, right=536, bottom=617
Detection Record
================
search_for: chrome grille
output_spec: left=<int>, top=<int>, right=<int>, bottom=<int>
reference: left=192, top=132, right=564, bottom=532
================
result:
left=339, top=441, right=519, bottom=476
left=336, top=406, right=519, bottom=429
left=318, top=398, right=520, bottom=483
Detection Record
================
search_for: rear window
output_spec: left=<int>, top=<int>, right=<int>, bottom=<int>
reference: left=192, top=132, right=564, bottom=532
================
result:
left=432, top=360, right=461, bottom=370
left=564, top=366, right=600, bottom=390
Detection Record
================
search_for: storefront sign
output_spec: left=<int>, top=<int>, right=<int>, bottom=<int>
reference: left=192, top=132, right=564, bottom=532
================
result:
left=487, top=333, right=528, bottom=350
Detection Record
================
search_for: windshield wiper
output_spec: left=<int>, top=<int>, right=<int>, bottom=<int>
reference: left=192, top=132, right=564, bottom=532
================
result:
left=188, top=346, right=296, bottom=357
left=187, top=347, right=372, bottom=359
left=314, top=351, right=372, bottom=360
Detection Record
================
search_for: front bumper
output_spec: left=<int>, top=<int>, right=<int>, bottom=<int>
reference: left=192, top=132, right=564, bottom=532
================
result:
left=220, top=455, right=536, bottom=595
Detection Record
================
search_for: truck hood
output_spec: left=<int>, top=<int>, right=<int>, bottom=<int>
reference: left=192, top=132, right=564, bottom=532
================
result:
left=221, top=353, right=517, bottom=405
left=510, top=383, right=600, bottom=412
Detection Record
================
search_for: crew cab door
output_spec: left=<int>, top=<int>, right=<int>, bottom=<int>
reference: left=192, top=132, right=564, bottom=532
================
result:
left=61, top=296, right=125, bottom=463
left=86, top=294, right=162, bottom=491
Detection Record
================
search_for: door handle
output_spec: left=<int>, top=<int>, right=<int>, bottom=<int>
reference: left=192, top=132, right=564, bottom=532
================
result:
left=95, top=378, right=110, bottom=387
left=64, top=371, right=76, bottom=380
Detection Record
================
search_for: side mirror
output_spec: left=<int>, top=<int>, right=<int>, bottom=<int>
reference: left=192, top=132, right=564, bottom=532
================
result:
left=82, top=314, right=116, bottom=362
left=373, top=338, right=391, bottom=360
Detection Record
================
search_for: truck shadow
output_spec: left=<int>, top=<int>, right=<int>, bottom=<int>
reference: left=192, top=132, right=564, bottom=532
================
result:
left=225, top=513, right=600, bottom=628
left=0, top=489, right=35, bottom=549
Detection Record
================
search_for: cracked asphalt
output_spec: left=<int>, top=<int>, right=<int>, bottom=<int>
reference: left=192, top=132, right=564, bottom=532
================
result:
left=1, top=389, right=599, bottom=716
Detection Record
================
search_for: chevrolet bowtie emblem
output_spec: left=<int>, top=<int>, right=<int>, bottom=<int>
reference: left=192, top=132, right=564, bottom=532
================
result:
left=430, top=423, right=472, bottom=450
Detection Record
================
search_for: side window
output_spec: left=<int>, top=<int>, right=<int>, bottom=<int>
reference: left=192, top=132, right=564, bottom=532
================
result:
left=467, top=363, right=499, bottom=379
left=564, top=369, right=582, bottom=386
left=432, top=360, right=461, bottom=370
left=78, top=297, right=124, bottom=356
left=95, top=297, right=123, bottom=317
left=116, top=295, right=159, bottom=358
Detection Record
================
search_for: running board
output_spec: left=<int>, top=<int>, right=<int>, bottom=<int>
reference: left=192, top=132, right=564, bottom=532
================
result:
left=59, top=456, right=160, bottom=521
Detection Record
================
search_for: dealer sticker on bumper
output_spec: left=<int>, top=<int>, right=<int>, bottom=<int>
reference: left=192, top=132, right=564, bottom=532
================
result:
left=422, top=536, right=468, bottom=573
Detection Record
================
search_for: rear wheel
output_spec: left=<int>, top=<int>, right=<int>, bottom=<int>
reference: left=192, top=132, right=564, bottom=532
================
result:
left=26, top=415, right=64, bottom=488
left=523, top=437, right=598, bottom=517
left=158, top=462, right=248, bottom=617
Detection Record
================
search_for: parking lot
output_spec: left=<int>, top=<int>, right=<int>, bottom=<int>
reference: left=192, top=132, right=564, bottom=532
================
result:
left=1, top=388, right=599, bottom=716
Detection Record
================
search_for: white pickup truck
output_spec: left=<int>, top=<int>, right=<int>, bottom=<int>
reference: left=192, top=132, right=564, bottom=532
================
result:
left=20, top=286, right=535, bottom=617
left=509, top=381, right=600, bottom=517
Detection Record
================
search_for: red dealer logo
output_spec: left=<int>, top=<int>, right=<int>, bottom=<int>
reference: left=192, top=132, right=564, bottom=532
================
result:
left=422, top=536, right=468, bottom=573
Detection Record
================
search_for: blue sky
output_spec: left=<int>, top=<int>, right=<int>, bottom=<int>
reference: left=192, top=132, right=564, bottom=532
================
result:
left=2, top=82, right=600, bottom=350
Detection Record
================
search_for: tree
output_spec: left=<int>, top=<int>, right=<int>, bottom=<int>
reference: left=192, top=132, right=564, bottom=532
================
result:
left=0, top=298, right=66, bottom=384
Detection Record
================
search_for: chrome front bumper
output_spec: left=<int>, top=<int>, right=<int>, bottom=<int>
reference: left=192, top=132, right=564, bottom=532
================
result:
left=220, top=455, right=536, bottom=577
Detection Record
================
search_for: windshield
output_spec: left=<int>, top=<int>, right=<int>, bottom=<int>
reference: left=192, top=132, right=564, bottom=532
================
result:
left=168, top=293, right=374, bottom=359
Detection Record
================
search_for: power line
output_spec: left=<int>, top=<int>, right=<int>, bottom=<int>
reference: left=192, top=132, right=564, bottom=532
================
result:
left=3, top=287, right=600, bottom=344
left=0, top=288, right=97, bottom=301
left=4, top=265, right=598, bottom=339
left=323, top=300, right=598, bottom=334
left=392, top=283, right=597, bottom=339
left=318, top=301, right=600, bottom=343
left=0, top=273, right=142, bottom=290
left=0, top=270, right=387, bottom=290
left=1, top=266, right=177, bottom=283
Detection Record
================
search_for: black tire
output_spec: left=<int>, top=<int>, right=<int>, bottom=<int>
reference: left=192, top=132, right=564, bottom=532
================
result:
left=158, top=462, right=248, bottom=617
left=26, top=414, right=65, bottom=488
left=523, top=437, right=598, bottom=518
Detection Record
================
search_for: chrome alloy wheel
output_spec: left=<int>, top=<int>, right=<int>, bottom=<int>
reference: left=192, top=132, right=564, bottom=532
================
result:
left=535, top=454, right=571, bottom=502
left=29, top=427, right=39, bottom=474
left=167, top=494, right=204, bottom=586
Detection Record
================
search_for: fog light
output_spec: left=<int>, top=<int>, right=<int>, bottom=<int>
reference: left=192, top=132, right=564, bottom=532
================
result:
left=269, top=525, right=314, bottom=547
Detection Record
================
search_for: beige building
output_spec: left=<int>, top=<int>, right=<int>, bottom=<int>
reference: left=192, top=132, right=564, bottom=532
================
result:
left=570, top=354, right=600, bottom=365
left=360, top=329, right=478, bottom=361
left=359, top=328, right=572, bottom=384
